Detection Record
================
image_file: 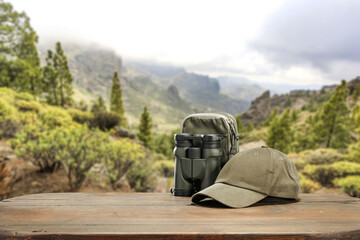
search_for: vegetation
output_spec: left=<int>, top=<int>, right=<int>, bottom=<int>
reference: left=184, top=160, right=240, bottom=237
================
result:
left=91, top=96, right=107, bottom=113
left=43, top=42, right=74, bottom=107
left=110, top=72, right=125, bottom=118
left=90, top=111, right=120, bottom=130
left=266, top=108, right=293, bottom=153
left=1, top=87, right=157, bottom=193
left=313, top=80, right=351, bottom=149
left=0, top=1, right=42, bottom=94
left=137, top=107, right=152, bottom=149
left=1, top=0, right=360, bottom=199
left=104, top=139, right=145, bottom=190
left=298, top=173, right=321, bottom=193
left=334, top=176, right=360, bottom=198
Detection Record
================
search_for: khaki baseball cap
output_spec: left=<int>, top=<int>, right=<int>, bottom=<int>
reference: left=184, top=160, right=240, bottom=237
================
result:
left=191, top=146, right=300, bottom=208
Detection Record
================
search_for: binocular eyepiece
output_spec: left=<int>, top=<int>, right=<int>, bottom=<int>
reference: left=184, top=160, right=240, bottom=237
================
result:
left=174, top=133, right=222, bottom=149
left=172, top=133, right=223, bottom=196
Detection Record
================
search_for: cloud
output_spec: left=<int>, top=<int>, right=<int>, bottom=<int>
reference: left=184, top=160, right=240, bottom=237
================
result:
left=250, top=0, right=360, bottom=73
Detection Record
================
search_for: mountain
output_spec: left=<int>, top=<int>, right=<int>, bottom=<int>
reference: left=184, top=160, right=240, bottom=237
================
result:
left=128, top=61, right=250, bottom=113
left=217, top=75, right=322, bottom=94
left=239, top=77, right=360, bottom=126
left=221, top=84, right=264, bottom=102
left=38, top=43, right=251, bottom=132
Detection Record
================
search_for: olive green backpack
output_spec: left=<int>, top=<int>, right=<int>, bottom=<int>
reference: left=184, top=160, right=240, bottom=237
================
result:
left=181, top=113, right=239, bottom=167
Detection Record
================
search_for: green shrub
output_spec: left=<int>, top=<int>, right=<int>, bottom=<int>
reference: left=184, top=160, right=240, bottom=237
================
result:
left=11, top=122, right=60, bottom=172
left=91, top=111, right=120, bottom=130
left=15, top=92, right=35, bottom=101
left=12, top=123, right=109, bottom=190
left=126, top=154, right=156, bottom=192
left=0, top=87, right=16, bottom=104
left=55, top=126, right=109, bottom=190
left=103, top=139, right=145, bottom=190
left=334, top=176, right=360, bottom=198
left=298, top=172, right=321, bottom=193
left=0, top=98, right=19, bottom=138
left=67, top=108, right=93, bottom=125
left=344, top=142, right=360, bottom=164
left=239, top=127, right=268, bottom=144
left=38, top=106, right=74, bottom=128
left=152, top=134, right=173, bottom=159
left=0, top=98, right=17, bottom=123
left=114, top=126, right=135, bottom=139
left=332, top=161, right=360, bottom=175
left=303, top=148, right=341, bottom=165
left=303, top=161, right=360, bottom=186
left=16, top=100, right=41, bottom=112
left=154, top=160, right=174, bottom=178
left=18, top=111, right=39, bottom=125
left=287, top=152, right=307, bottom=170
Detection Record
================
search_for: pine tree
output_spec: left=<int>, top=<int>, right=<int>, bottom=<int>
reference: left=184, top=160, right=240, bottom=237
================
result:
left=353, top=84, right=360, bottom=102
left=293, top=115, right=316, bottom=152
left=313, top=80, right=351, bottom=149
left=247, top=123, right=254, bottom=132
left=110, top=72, right=125, bottom=116
left=137, top=107, right=152, bottom=149
left=263, top=109, right=279, bottom=126
left=266, top=108, right=293, bottom=153
left=43, top=42, right=74, bottom=107
left=0, top=1, right=42, bottom=94
left=351, top=105, right=360, bottom=128
left=91, top=96, right=107, bottom=113
left=43, top=50, right=58, bottom=105
left=54, top=42, right=73, bottom=107
left=236, top=116, right=244, bottom=135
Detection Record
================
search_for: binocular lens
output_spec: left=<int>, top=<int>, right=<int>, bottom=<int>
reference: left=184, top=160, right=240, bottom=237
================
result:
left=202, top=134, right=222, bottom=149
left=174, top=134, right=193, bottom=147
left=202, top=134, right=222, bottom=142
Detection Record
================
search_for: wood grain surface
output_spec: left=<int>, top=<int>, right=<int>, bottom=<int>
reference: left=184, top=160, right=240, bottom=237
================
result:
left=0, top=193, right=360, bottom=240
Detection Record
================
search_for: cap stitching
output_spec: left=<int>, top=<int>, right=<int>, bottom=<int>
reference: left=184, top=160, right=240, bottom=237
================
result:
left=264, top=147, right=272, bottom=194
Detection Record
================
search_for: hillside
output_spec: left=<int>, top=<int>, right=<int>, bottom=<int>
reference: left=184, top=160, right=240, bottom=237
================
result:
left=239, top=87, right=335, bottom=127
left=222, top=84, right=264, bottom=102
left=129, top=61, right=250, bottom=113
left=39, top=43, right=252, bottom=132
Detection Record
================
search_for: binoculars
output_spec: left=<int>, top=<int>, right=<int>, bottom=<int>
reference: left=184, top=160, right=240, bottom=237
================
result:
left=172, top=133, right=222, bottom=196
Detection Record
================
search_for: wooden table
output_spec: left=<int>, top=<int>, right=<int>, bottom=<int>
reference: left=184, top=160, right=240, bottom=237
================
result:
left=0, top=193, right=360, bottom=239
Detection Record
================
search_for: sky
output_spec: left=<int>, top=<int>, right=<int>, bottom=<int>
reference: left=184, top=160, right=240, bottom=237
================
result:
left=7, top=0, right=360, bottom=88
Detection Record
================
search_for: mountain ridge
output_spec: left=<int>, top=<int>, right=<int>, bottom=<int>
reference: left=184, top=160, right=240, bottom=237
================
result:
left=38, top=42, right=252, bottom=132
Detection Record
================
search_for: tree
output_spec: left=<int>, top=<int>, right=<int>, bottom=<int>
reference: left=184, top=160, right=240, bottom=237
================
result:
left=91, top=96, right=107, bottom=113
left=43, top=50, right=58, bottom=105
left=43, top=42, right=73, bottom=107
left=110, top=72, right=124, bottom=116
left=153, top=134, right=173, bottom=158
left=353, top=83, right=360, bottom=102
left=262, top=109, right=279, bottom=127
left=0, top=1, right=42, bottom=94
left=266, top=108, right=293, bottom=153
left=313, top=80, right=351, bottom=149
left=246, top=123, right=254, bottom=132
left=293, top=115, right=316, bottom=152
left=351, top=105, right=360, bottom=133
left=137, top=106, right=152, bottom=148
left=236, top=116, right=244, bottom=135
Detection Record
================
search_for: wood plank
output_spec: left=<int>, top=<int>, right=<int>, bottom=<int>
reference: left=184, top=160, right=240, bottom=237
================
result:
left=0, top=193, right=360, bottom=239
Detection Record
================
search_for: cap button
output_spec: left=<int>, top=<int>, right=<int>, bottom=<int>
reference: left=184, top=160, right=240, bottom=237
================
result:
left=261, top=145, right=268, bottom=148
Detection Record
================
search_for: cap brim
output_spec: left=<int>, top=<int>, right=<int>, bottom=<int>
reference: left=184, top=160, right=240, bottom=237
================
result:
left=191, top=183, right=267, bottom=208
